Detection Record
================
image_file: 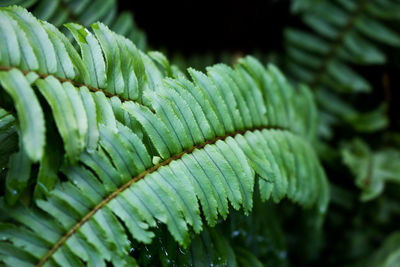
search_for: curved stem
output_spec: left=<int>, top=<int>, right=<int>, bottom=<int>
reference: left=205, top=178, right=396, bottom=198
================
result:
left=35, top=125, right=284, bottom=266
left=0, top=65, right=129, bottom=102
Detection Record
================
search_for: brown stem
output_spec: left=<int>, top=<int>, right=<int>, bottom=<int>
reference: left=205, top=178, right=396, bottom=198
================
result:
left=35, top=125, right=283, bottom=266
left=0, top=65, right=129, bottom=102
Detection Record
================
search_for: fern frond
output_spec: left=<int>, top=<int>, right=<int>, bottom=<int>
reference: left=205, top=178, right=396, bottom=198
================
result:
left=341, top=139, right=400, bottom=201
left=0, top=126, right=326, bottom=266
left=0, top=0, right=147, bottom=49
left=0, top=6, right=329, bottom=266
left=285, top=0, right=400, bottom=93
left=0, top=6, right=168, bottom=200
left=0, top=6, right=152, bottom=98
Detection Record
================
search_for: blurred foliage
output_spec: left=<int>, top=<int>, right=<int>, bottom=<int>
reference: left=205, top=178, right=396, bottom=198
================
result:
left=281, top=1, right=400, bottom=266
left=342, top=138, right=400, bottom=201
left=363, top=231, right=400, bottom=267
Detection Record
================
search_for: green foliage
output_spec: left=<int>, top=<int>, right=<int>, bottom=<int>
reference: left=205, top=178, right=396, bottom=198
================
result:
left=284, top=0, right=400, bottom=141
left=282, top=2, right=400, bottom=265
left=0, top=109, right=18, bottom=167
left=0, top=0, right=147, bottom=50
left=285, top=0, right=400, bottom=93
left=0, top=5, right=162, bottom=202
left=342, top=139, right=400, bottom=201
left=0, top=5, right=330, bottom=266
left=0, top=1, right=399, bottom=266
left=363, top=231, right=400, bottom=267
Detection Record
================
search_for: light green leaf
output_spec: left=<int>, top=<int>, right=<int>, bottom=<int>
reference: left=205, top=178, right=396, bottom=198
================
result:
left=0, top=69, right=44, bottom=161
left=65, top=23, right=106, bottom=89
left=36, top=76, right=85, bottom=163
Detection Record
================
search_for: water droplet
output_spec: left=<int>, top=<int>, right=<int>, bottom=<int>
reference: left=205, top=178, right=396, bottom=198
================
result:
left=232, top=230, right=240, bottom=237
left=129, top=248, right=135, bottom=253
left=10, top=190, right=17, bottom=195
left=278, top=251, right=287, bottom=259
left=73, top=180, right=78, bottom=185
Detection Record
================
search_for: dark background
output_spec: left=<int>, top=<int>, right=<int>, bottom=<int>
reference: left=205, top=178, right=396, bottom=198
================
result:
left=120, top=0, right=296, bottom=55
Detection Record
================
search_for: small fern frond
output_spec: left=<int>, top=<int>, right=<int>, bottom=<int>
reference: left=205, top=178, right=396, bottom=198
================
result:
left=341, top=139, right=400, bottom=201
left=285, top=0, right=400, bottom=93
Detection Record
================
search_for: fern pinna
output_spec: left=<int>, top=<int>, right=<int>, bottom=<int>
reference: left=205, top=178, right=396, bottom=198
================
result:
left=0, top=6, right=329, bottom=266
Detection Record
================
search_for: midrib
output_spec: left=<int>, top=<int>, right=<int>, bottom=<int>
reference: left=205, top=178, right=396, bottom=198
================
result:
left=0, top=65, right=129, bottom=102
left=36, top=125, right=284, bottom=266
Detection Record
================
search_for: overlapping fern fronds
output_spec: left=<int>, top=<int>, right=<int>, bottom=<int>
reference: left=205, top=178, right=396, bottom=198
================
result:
left=0, top=6, right=329, bottom=266
left=0, top=5, right=169, bottom=201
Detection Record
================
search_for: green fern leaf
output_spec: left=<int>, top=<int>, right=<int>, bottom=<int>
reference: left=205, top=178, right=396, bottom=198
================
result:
left=0, top=69, right=44, bottom=161
left=1, top=60, right=328, bottom=266
left=0, top=6, right=329, bottom=266
left=342, top=139, right=400, bottom=201
left=0, top=6, right=163, bottom=197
